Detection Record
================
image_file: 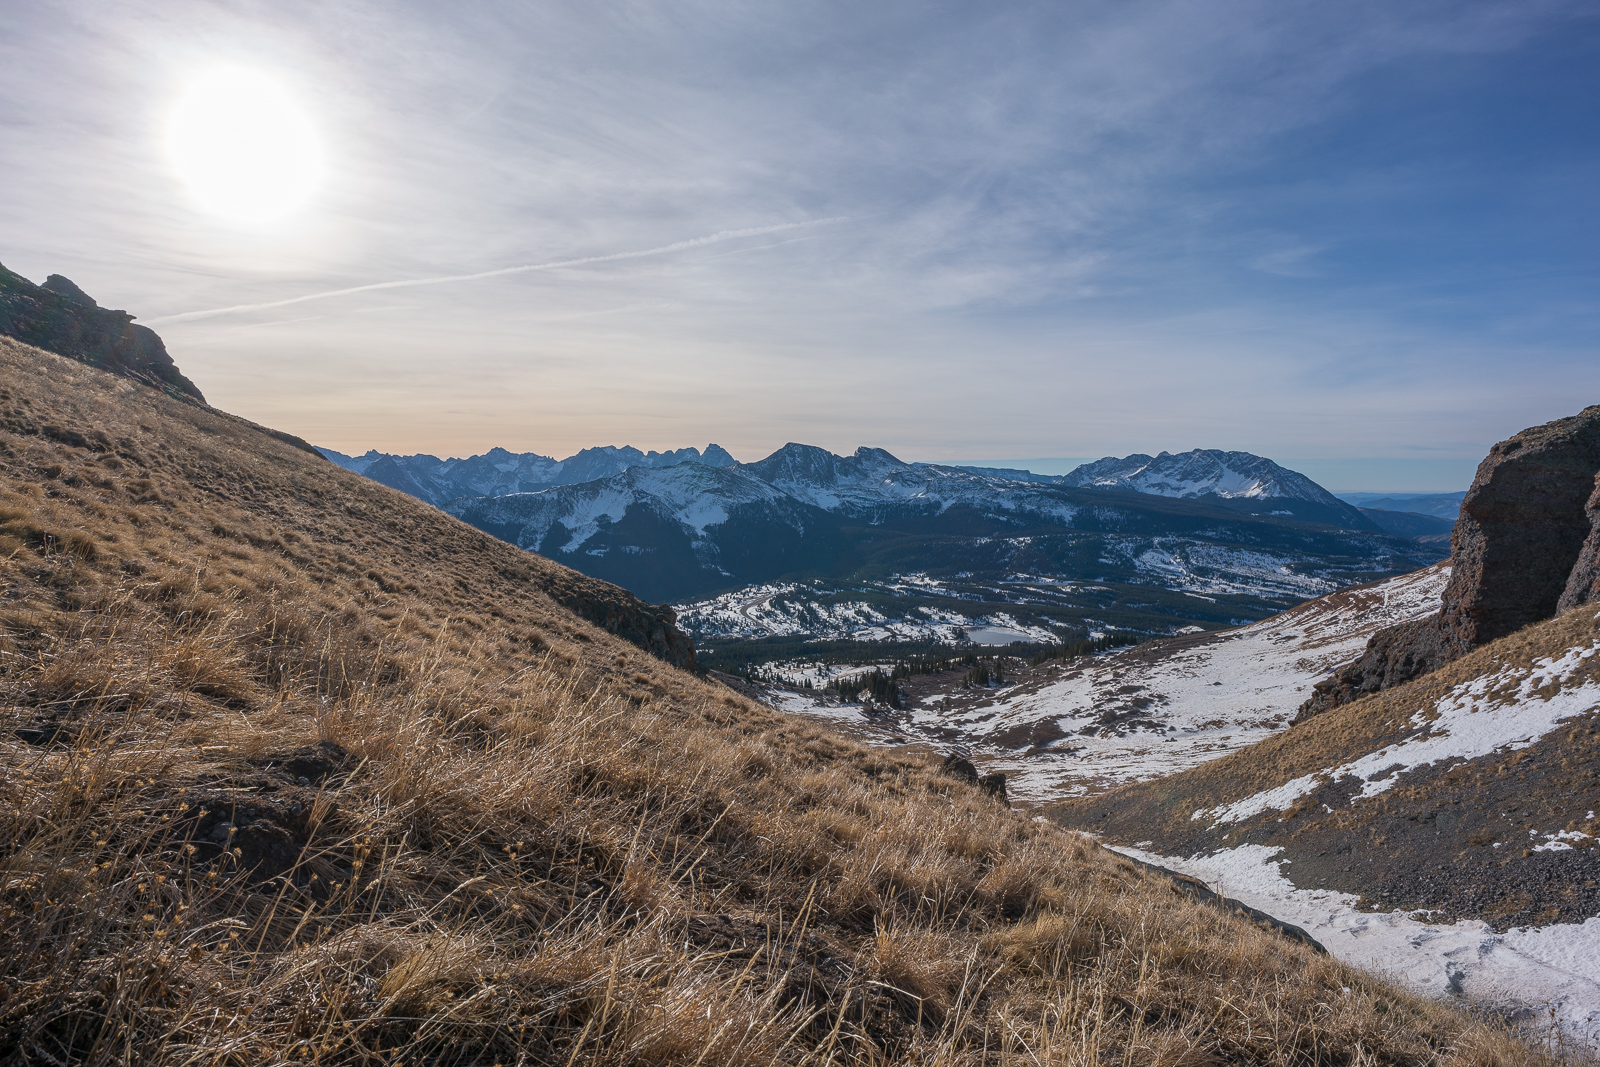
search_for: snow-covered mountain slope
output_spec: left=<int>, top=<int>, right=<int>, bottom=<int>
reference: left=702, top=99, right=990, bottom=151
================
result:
left=1050, top=588, right=1600, bottom=941
left=446, top=443, right=1445, bottom=605
left=758, top=563, right=1451, bottom=802
left=317, top=442, right=737, bottom=508
left=1106, top=841, right=1600, bottom=1052
left=455, top=463, right=789, bottom=555
left=1046, top=593, right=1600, bottom=1050
left=676, top=578, right=1062, bottom=645
left=1063, top=450, right=1373, bottom=530
left=1064, top=449, right=1340, bottom=502
left=743, top=443, right=1085, bottom=521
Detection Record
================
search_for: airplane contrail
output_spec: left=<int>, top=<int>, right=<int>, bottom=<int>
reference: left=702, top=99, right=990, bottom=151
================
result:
left=143, top=218, right=849, bottom=325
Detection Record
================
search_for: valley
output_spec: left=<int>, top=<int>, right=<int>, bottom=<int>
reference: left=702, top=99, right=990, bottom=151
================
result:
left=735, top=562, right=1453, bottom=803
left=2, top=272, right=1590, bottom=1060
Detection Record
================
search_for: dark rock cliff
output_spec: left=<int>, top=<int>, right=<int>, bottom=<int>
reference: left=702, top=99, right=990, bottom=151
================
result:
left=536, top=567, right=697, bottom=670
left=1298, top=404, right=1600, bottom=719
left=0, top=263, right=205, bottom=403
left=1558, top=471, right=1600, bottom=613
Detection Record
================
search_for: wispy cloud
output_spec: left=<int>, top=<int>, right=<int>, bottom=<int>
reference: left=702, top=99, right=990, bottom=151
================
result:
left=0, top=0, right=1594, bottom=476
left=143, top=218, right=848, bottom=324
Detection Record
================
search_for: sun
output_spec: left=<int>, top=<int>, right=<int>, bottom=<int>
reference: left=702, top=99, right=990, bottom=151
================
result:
left=167, top=67, right=323, bottom=226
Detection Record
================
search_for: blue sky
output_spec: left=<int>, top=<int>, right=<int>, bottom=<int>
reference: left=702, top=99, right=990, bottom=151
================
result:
left=2, top=0, right=1596, bottom=490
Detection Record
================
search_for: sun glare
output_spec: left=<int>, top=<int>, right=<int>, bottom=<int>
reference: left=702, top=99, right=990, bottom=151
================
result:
left=167, top=67, right=322, bottom=226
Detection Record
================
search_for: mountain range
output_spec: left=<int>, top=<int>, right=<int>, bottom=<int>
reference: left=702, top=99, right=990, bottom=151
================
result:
left=434, top=443, right=1441, bottom=607
left=319, top=442, right=738, bottom=505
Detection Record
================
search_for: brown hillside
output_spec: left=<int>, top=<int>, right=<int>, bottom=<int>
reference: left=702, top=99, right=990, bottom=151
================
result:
left=1050, top=599, right=1600, bottom=928
left=0, top=336, right=1553, bottom=1065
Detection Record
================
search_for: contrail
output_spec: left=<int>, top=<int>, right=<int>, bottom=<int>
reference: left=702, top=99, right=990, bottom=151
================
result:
left=143, top=218, right=848, bottom=325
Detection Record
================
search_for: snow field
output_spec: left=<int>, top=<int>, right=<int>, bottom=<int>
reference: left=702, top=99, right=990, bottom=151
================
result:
left=1104, top=841, right=1600, bottom=1054
left=1196, top=641, right=1600, bottom=826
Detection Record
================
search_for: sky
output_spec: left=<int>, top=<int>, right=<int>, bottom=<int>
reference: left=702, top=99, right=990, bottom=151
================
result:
left=2, top=1, right=1597, bottom=492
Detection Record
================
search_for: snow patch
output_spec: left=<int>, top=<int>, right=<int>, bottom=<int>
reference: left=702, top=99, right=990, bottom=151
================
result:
left=1106, top=841, right=1600, bottom=1052
left=1198, top=642, right=1600, bottom=825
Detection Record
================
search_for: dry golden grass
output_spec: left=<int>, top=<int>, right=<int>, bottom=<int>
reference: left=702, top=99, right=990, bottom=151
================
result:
left=0, top=337, right=1559, bottom=1065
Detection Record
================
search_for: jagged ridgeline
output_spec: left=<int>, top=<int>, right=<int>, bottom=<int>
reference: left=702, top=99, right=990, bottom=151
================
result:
left=317, top=441, right=1449, bottom=663
left=0, top=263, right=205, bottom=403
left=0, top=334, right=1553, bottom=1063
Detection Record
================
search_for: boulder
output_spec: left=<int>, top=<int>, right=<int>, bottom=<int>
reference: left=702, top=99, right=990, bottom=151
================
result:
left=1299, top=405, right=1600, bottom=719
left=1437, top=405, right=1600, bottom=646
left=940, top=754, right=1010, bottom=805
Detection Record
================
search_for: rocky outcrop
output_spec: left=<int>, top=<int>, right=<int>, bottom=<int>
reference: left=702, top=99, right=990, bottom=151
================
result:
left=0, top=263, right=205, bottom=402
left=941, top=753, right=1010, bottom=805
left=1299, top=405, right=1600, bottom=719
left=1558, top=471, right=1600, bottom=612
left=535, top=564, right=697, bottom=670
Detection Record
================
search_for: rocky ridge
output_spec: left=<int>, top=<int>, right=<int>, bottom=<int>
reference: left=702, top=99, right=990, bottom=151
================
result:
left=1300, top=404, right=1600, bottom=718
left=0, top=262, right=205, bottom=402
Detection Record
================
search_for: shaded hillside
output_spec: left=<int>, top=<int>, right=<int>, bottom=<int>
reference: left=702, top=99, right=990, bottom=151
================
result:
left=1048, top=598, right=1600, bottom=930
left=1303, top=405, right=1600, bottom=718
left=0, top=263, right=204, bottom=402
left=1359, top=507, right=1455, bottom=542
left=0, top=335, right=1550, bottom=1065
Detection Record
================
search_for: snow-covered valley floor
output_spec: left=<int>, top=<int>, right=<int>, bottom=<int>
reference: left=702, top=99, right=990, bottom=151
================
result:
left=1104, top=840, right=1600, bottom=1058
left=760, top=563, right=1452, bottom=804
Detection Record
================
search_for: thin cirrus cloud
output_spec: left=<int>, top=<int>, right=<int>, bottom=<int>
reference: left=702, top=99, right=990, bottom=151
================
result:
left=0, top=0, right=1595, bottom=490
left=141, top=219, right=851, bottom=325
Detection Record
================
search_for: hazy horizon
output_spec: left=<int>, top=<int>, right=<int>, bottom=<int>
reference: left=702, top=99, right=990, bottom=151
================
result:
left=3, top=0, right=1595, bottom=489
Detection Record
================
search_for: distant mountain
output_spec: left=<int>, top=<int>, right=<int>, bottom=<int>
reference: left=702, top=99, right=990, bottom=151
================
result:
left=317, top=442, right=738, bottom=508
left=1337, top=491, right=1466, bottom=520
left=1061, top=449, right=1373, bottom=530
left=444, top=443, right=1443, bottom=605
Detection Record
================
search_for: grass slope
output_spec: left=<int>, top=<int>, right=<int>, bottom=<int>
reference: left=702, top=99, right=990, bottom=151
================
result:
left=0, top=337, right=1553, bottom=1064
left=1048, top=596, right=1600, bottom=929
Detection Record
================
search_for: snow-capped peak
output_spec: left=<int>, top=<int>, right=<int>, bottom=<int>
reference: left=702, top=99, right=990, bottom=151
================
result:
left=1062, top=449, right=1343, bottom=506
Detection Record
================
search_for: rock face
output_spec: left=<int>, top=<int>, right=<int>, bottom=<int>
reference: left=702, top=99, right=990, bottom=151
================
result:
left=0, top=263, right=205, bottom=403
left=536, top=565, right=697, bottom=670
left=1558, top=471, right=1600, bottom=612
left=1299, top=405, right=1600, bottom=719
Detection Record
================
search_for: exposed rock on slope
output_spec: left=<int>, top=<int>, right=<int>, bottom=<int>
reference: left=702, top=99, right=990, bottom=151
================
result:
left=0, top=262, right=205, bottom=402
left=1558, top=469, right=1600, bottom=611
left=1300, top=404, right=1600, bottom=718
